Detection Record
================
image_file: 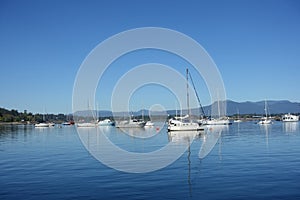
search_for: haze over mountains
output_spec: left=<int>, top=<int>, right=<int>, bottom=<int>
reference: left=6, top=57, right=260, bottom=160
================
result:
left=76, top=100, right=300, bottom=117
left=163, top=100, right=300, bottom=116
left=225, top=100, right=300, bottom=115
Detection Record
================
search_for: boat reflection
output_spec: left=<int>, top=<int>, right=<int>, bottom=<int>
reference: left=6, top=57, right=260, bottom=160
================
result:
left=199, top=125, right=226, bottom=159
left=167, top=130, right=203, bottom=197
left=116, top=127, right=158, bottom=139
left=167, top=130, right=203, bottom=144
left=259, top=122, right=271, bottom=149
left=283, top=122, right=299, bottom=134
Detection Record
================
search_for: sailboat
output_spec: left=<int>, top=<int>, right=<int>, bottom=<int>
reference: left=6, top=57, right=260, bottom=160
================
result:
left=258, top=100, right=272, bottom=124
left=168, top=68, right=204, bottom=131
left=98, top=118, right=115, bottom=126
left=95, top=104, right=114, bottom=126
left=115, top=115, right=146, bottom=128
left=35, top=112, right=55, bottom=127
left=204, top=99, right=231, bottom=125
left=145, top=121, right=154, bottom=126
left=234, top=109, right=242, bottom=123
left=76, top=101, right=98, bottom=127
left=35, top=122, right=51, bottom=127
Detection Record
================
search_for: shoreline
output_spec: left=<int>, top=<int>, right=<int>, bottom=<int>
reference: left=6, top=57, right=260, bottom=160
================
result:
left=0, top=122, right=29, bottom=125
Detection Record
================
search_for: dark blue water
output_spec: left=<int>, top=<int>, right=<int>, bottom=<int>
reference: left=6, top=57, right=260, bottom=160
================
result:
left=1, top=122, right=300, bottom=199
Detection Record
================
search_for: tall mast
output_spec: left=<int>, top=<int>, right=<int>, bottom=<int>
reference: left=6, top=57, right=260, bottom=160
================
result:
left=264, top=100, right=268, bottom=118
left=96, top=102, right=99, bottom=122
left=175, top=101, right=178, bottom=117
left=217, top=98, right=220, bottom=118
left=186, top=68, right=190, bottom=117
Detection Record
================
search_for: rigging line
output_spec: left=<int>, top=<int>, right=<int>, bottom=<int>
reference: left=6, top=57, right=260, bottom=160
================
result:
left=188, top=70, right=206, bottom=117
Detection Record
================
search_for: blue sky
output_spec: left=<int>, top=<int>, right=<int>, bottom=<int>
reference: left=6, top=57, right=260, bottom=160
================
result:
left=0, top=0, right=300, bottom=114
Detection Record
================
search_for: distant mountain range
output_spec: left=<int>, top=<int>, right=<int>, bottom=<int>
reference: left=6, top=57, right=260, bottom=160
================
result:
left=74, top=100, right=300, bottom=117
left=167, top=100, right=300, bottom=116
left=225, top=100, right=300, bottom=115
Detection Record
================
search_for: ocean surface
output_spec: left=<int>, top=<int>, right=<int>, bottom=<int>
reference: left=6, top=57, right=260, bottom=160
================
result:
left=1, top=121, right=300, bottom=199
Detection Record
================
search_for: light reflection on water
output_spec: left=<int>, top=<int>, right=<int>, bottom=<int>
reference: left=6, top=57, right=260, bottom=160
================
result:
left=282, top=122, right=299, bottom=133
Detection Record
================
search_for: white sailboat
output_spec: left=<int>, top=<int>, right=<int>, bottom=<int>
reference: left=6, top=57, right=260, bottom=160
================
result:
left=205, top=117, right=231, bottom=125
left=98, top=119, right=115, bottom=126
left=234, top=109, right=242, bottom=123
left=115, top=116, right=146, bottom=128
left=168, top=115, right=203, bottom=131
left=35, top=122, right=51, bottom=128
left=77, top=121, right=97, bottom=127
left=35, top=112, right=55, bottom=127
left=258, top=100, right=272, bottom=125
left=204, top=99, right=231, bottom=125
left=168, top=68, right=204, bottom=131
left=145, top=121, right=154, bottom=126
left=76, top=101, right=98, bottom=127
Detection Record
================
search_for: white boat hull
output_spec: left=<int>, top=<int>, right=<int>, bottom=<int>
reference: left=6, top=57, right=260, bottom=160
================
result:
left=34, top=122, right=55, bottom=128
left=77, top=123, right=97, bottom=127
left=98, top=119, right=114, bottom=126
left=283, top=119, right=299, bottom=122
left=168, top=124, right=204, bottom=131
left=258, top=119, right=272, bottom=124
left=145, top=121, right=154, bottom=126
left=282, top=114, right=299, bottom=122
left=168, top=119, right=204, bottom=131
left=258, top=100, right=272, bottom=125
left=35, top=123, right=50, bottom=127
left=115, top=120, right=146, bottom=128
left=204, top=118, right=232, bottom=125
left=234, top=119, right=242, bottom=123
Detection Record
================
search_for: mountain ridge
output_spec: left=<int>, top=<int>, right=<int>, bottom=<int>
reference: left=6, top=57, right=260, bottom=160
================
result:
left=74, top=100, right=300, bottom=117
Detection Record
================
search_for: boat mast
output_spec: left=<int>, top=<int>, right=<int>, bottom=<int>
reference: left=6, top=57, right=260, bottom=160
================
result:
left=175, top=101, right=178, bottom=117
left=186, top=68, right=190, bottom=117
left=96, top=102, right=99, bottom=122
left=218, top=99, right=220, bottom=118
left=264, top=100, right=268, bottom=119
left=217, top=91, right=221, bottom=118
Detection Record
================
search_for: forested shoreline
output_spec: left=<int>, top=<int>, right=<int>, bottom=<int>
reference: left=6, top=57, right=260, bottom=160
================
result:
left=0, top=108, right=68, bottom=123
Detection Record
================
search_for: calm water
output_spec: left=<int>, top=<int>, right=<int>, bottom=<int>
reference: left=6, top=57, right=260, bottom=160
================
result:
left=1, top=122, right=300, bottom=199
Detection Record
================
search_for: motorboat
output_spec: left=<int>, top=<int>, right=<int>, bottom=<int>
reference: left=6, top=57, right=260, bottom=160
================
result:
left=282, top=113, right=299, bottom=122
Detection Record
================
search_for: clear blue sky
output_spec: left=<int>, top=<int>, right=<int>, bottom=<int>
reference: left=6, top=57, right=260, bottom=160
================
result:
left=0, top=0, right=300, bottom=114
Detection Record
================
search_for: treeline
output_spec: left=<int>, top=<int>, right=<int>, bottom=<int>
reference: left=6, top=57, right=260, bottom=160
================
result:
left=0, top=107, right=70, bottom=123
